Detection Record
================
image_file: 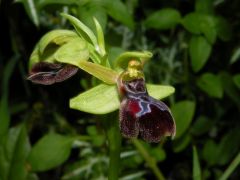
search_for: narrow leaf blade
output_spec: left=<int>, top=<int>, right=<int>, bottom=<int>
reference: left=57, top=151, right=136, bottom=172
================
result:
left=0, top=57, right=17, bottom=144
left=93, top=17, right=106, bottom=55
left=193, top=146, right=201, bottom=180
left=16, top=0, right=39, bottom=26
left=61, top=13, right=98, bottom=48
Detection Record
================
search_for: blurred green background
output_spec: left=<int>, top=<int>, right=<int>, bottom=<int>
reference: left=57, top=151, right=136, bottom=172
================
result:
left=0, top=0, right=240, bottom=179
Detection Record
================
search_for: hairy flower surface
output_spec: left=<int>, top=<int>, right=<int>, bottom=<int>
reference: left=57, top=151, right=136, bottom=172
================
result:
left=118, top=61, right=176, bottom=142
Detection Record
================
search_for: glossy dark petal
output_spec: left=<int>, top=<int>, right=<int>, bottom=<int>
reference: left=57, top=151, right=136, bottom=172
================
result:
left=28, top=62, right=78, bottom=85
left=137, top=96, right=176, bottom=143
left=118, top=77, right=176, bottom=143
left=55, top=65, right=78, bottom=82
left=27, top=72, right=57, bottom=85
left=119, top=99, right=140, bottom=138
left=30, top=62, right=62, bottom=75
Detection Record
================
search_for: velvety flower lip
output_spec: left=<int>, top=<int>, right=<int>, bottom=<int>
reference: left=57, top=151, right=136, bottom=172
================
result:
left=118, top=77, right=176, bottom=143
left=27, top=62, right=78, bottom=85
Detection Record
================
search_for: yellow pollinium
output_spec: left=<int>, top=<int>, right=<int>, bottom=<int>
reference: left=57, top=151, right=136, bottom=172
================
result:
left=120, top=60, right=145, bottom=81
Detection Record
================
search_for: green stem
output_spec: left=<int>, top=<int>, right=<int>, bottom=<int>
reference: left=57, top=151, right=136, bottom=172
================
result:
left=103, top=113, right=122, bottom=180
left=132, top=139, right=165, bottom=180
left=219, top=152, right=240, bottom=180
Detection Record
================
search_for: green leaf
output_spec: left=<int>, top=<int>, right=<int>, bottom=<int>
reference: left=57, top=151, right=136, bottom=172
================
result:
left=182, top=13, right=203, bottom=34
left=193, top=146, right=201, bottom=180
left=220, top=72, right=240, bottom=107
left=182, top=13, right=217, bottom=44
left=61, top=13, right=98, bottom=49
left=233, top=74, right=240, bottom=89
left=219, top=152, right=240, bottom=180
left=189, top=35, right=212, bottom=72
left=171, top=101, right=196, bottom=138
left=195, top=0, right=214, bottom=14
left=191, top=116, right=213, bottom=136
left=104, top=0, right=134, bottom=29
left=87, top=126, right=105, bottom=146
left=78, top=4, right=107, bottom=36
left=70, top=83, right=175, bottom=114
left=15, top=0, right=39, bottom=26
left=38, top=30, right=78, bottom=54
left=144, top=8, right=181, bottom=30
left=197, top=73, right=223, bottom=98
left=173, top=134, right=191, bottom=153
left=199, top=15, right=217, bottom=44
left=0, top=124, right=31, bottom=180
left=150, top=147, right=166, bottom=162
left=214, top=16, right=232, bottom=41
left=0, top=57, right=17, bottom=144
left=54, top=37, right=89, bottom=65
left=216, top=128, right=240, bottom=165
left=202, top=139, right=218, bottom=166
left=230, top=47, right=240, bottom=64
left=93, top=17, right=106, bottom=56
left=36, top=0, right=79, bottom=9
left=28, top=133, right=74, bottom=172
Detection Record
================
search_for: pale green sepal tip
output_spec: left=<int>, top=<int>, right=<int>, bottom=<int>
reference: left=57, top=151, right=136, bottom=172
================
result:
left=147, top=84, right=175, bottom=100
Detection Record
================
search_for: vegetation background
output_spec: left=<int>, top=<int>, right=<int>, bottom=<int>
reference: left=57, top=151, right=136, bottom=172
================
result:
left=0, top=0, right=240, bottom=179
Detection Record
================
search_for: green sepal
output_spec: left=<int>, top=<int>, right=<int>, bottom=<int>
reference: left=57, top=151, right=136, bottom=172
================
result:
left=147, top=84, right=175, bottom=99
left=70, top=83, right=175, bottom=114
left=38, top=30, right=78, bottom=54
left=54, top=37, right=89, bottom=65
left=115, top=51, right=153, bottom=70
left=70, top=84, right=119, bottom=114
left=29, top=44, right=41, bottom=70
left=28, top=30, right=78, bottom=69
left=77, top=61, right=119, bottom=84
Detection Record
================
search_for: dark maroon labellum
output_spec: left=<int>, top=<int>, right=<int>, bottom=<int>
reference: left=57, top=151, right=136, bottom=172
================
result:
left=27, top=62, right=78, bottom=85
left=118, top=78, right=176, bottom=143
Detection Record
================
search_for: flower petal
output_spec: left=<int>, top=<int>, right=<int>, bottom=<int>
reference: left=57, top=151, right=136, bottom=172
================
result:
left=55, top=65, right=78, bottom=82
left=28, top=62, right=78, bottom=85
left=119, top=98, right=140, bottom=138
left=138, top=96, right=176, bottom=143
